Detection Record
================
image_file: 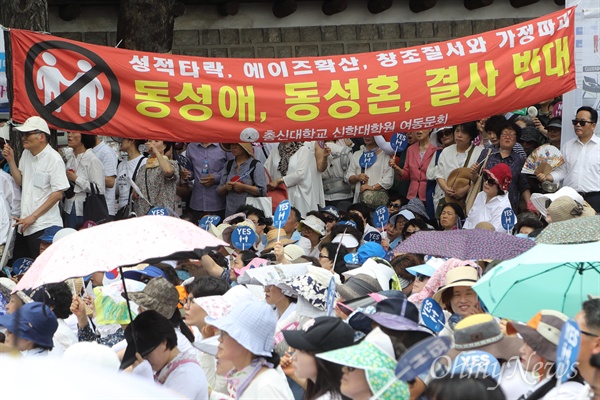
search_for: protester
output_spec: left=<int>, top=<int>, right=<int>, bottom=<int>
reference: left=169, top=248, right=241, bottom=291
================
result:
left=575, top=298, right=600, bottom=399
left=283, top=316, right=355, bottom=400
left=206, top=300, right=295, bottom=399
left=63, top=132, right=106, bottom=228
left=438, top=202, right=465, bottom=230
left=299, top=214, right=326, bottom=258
left=2, top=116, right=69, bottom=260
left=133, top=140, right=179, bottom=216
left=0, top=302, right=58, bottom=356
left=122, top=310, right=208, bottom=400
left=114, top=137, right=146, bottom=218
left=463, top=163, right=513, bottom=232
left=217, top=143, right=268, bottom=217
left=92, top=136, right=118, bottom=218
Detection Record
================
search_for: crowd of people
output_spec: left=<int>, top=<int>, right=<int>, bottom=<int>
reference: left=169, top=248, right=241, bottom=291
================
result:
left=0, top=99, right=598, bottom=400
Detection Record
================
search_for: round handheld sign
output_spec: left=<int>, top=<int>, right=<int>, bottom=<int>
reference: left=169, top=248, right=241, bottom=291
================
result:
left=390, top=133, right=409, bottom=153
left=395, top=336, right=452, bottom=381
left=363, top=231, right=382, bottom=244
left=338, top=220, right=357, bottom=229
left=148, top=207, right=169, bottom=216
left=556, top=319, right=581, bottom=383
left=12, top=257, right=34, bottom=276
left=231, top=226, right=257, bottom=251
left=451, top=351, right=502, bottom=381
left=374, top=205, right=389, bottom=229
left=359, top=151, right=377, bottom=169
left=273, top=200, right=291, bottom=229
left=421, top=297, right=446, bottom=333
left=325, top=276, right=337, bottom=317
left=344, top=253, right=360, bottom=265
left=199, top=215, right=221, bottom=230
left=501, top=208, right=516, bottom=231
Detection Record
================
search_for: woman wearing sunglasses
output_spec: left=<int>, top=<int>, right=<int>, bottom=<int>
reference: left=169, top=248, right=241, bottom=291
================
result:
left=463, top=163, right=513, bottom=232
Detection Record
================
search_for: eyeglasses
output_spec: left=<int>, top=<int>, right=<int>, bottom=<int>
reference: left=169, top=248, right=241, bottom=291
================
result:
left=500, top=132, right=516, bottom=138
left=572, top=119, right=593, bottom=127
left=318, top=253, right=329, bottom=259
left=415, top=273, right=429, bottom=282
left=21, top=131, right=42, bottom=137
left=388, top=203, right=401, bottom=209
left=581, top=330, right=599, bottom=338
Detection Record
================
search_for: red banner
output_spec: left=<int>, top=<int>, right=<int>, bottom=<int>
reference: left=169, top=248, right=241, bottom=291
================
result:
left=9, top=8, right=575, bottom=143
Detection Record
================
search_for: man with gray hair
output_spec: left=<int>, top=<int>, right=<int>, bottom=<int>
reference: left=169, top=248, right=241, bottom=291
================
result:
left=1, top=116, right=69, bottom=259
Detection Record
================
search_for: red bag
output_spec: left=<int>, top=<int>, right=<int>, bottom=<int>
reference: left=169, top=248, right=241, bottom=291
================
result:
left=265, top=170, right=288, bottom=214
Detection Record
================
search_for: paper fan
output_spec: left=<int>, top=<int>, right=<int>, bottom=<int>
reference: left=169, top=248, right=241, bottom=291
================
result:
left=521, top=144, right=564, bottom=174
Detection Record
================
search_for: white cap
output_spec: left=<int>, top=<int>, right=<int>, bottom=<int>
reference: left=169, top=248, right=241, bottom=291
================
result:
left=53, top=228, right=77, bottom=243
left=283, top=244, right=305, bottom=261
left=14, top=116, right=50, bottom=135
left=332, top=234, right=359, bottom=249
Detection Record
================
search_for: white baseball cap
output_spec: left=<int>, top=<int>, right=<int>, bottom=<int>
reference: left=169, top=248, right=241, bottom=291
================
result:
left=0, top=124, right=9, bottom=141
left=14, top=116, right=50, bottom=135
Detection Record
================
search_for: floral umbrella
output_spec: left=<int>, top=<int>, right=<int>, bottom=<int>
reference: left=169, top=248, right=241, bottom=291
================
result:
left=392, top=229, right=535, bottom=260
left=15, top=216, right=228, bottom=291
left=536, top=215, right=600, bottom=245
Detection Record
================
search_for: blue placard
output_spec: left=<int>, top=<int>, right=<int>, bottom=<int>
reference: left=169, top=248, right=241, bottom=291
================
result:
left=359, top=151, right=377, bottom=169
left=451, top=351, right=502, bottom=381
left=231, top=226, right=257, bottom=251
left=556, top=319, right=581, bottom=383
left=199, top=215, right=221, bottom=230
left=273, top=200, right=291, bottom=229
left=396, top=336, right=452, bottom=381
left=421, top=297, right=446, bottom=333
left=326, top=276, right=337, bottom=317
left=344, top=253, right=360, bottom=265
left=363, top=231, right=382, bottom=244
left=148, top=207, right=169, bottom=216
left=338, top=220, right=357, bottom=229
left=390, top=133, right=409, bottom=153
left=374, top=205, right=389, bottom=229
left=501, top=207, right=516, bottom=231
left=12, top=257, right=34, bottom=276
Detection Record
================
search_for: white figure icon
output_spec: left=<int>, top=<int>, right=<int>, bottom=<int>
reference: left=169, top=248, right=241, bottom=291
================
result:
left=36, top=52, right=70, bottom=112
left=74, top=60, right=104, bottom=118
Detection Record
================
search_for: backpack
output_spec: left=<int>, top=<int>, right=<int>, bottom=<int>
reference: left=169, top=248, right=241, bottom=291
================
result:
left=330, top=144, right=352, bottom=172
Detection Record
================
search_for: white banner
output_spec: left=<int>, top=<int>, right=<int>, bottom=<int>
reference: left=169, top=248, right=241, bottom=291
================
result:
left=0, top=30, right=7, bottom=105
left=562, top=1, right=600, bottom=143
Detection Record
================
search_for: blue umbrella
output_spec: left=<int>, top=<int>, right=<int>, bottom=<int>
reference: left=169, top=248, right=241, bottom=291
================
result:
left=473, top=241, right=600, bottom=322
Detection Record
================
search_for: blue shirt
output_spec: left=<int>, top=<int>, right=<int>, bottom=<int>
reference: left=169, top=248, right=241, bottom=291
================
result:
left=187, top=143, right=231, bottom=212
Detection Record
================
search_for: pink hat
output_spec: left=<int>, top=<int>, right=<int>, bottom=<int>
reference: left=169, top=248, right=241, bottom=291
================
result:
left=483, top=163, right=512, bottom=192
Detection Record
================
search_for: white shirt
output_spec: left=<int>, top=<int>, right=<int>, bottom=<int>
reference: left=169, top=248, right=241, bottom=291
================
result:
left=463, top=191, right=512, bottom=232
left=53, top=318, right=78, bottom=352
left=92, top=141, right=118, bottom=215
left=345, top=146, right=394, bottom=193
left=18, top=144, right=70, bottom=236
left=322, top=141, right=354, bottom=201
left=116, top=155, right=146, bottom=209
left=63, top=149, right=106, bottom=216
left=550, top=134, right=600, bottom=193
left=265, top=143, right=325, bottom=217
left=0, top=171, right=21, bottom=217
left=435, top=144, right=484, bottom=181
left=0, top=195, right=10, bottom=246
left=162, top=353, right=209, bottom=400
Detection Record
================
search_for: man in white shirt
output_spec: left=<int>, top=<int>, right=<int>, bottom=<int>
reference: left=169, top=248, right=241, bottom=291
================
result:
left=539, top=106, right=600, bottom=212
left=1, top=116, right=69, bottom=259
left=92, top=137, right=118, bottom=218
left=575, top=298, right=600, bottom=400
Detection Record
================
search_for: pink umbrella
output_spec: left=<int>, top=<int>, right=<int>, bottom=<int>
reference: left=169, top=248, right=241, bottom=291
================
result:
left=15, top=216, right=229, bottom=290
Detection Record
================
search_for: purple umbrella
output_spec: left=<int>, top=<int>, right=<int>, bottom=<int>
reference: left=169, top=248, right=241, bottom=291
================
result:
left=392, top=229, right=535, bottom=260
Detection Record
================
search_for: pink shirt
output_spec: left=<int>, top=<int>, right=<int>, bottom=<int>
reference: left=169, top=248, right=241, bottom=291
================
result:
left=401, top=142, right=437, bottom=200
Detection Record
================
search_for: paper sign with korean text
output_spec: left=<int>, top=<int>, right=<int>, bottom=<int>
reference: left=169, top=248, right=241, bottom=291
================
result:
left=7, top=8, right=575, bottom=142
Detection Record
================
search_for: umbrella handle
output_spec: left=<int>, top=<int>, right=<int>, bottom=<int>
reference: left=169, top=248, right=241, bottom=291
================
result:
left=119, top=267, right=138, bottom=355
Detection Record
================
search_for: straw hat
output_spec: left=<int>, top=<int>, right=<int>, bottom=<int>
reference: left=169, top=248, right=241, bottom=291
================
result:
left=220, top=143, right=254, bottom=158
left=261, top=229, right=296, bottom=253
left=446, top=314, right=523, bottom=361
left=445, top=168, right=471, bottom=203
left=546, top=196, right=596, bottom=223
left=432, top=266, right=479, bottom=304
left=530, top=187, right=584, bottom=217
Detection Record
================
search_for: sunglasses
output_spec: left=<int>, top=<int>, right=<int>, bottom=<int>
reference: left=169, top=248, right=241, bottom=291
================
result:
left=415, top=273, right=429, bottom=282
left=438, top=129, right=453, bottom=138
left=572, top=119, right=593, bottom=127
left=486, top=178, right=497, bottom=186
left=388, top=203, right=401, bottom=208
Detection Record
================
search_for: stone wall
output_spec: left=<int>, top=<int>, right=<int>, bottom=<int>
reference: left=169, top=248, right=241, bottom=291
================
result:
left=53, top=18, right=529, bottom=58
